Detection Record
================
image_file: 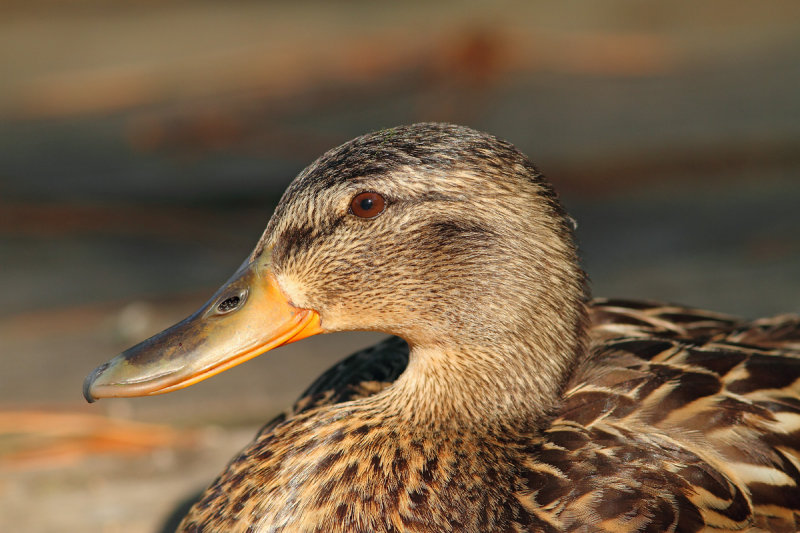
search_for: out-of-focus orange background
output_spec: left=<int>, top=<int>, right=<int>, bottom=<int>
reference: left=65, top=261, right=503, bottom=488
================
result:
left=1, top=2, right=799, bottom=531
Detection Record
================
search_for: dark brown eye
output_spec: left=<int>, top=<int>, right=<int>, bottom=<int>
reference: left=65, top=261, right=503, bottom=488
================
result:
left=350, top=191, right=386, bottom=219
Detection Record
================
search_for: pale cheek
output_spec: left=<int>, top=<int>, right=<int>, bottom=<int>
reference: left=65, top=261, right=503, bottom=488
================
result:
left=275, top=272, right=362, bottom=331
left=274, top=272, right=311, bottom=310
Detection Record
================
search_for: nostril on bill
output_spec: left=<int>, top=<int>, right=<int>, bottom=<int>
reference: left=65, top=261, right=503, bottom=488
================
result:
left=217, top=296, right=241, bottom=313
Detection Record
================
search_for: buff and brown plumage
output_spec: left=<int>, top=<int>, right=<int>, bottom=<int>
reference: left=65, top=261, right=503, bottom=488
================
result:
left=84, top=123, right=800, bottom=532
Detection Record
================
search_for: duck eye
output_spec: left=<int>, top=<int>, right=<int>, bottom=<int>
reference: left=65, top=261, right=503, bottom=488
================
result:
left=350, top=192, right=386, bottom=219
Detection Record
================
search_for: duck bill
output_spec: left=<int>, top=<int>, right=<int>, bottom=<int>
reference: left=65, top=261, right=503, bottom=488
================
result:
left=83, top=258, right=322, bottom=402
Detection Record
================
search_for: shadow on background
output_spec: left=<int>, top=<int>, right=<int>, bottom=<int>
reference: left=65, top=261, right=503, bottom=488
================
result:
left=1, top=1, right=798, bottom=531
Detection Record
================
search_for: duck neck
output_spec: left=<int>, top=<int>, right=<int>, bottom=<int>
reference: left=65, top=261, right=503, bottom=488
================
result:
left=383, top=299, right=589, bottom=433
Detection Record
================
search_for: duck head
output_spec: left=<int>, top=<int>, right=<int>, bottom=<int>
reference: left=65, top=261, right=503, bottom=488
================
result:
left=84, top=123, right=587, bottom=416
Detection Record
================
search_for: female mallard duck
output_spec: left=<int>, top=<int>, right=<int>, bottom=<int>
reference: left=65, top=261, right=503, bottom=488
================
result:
left=84, top=123, right=800, bottom=532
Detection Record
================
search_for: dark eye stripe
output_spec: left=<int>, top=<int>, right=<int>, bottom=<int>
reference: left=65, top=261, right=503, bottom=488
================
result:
left=350, top=192, right=386, bottom=219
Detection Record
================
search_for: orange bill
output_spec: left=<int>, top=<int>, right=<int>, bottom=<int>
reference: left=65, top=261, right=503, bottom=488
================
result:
left=83, top=256, right=322, bottom=402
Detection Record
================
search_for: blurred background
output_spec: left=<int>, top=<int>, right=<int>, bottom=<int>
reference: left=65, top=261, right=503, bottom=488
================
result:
left=1, top=1, right=799, bottom=531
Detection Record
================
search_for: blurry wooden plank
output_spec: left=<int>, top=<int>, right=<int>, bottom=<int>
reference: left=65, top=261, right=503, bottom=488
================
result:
left=3, top=1, right=798, bottom=119
left=0, top=410, right=190, bottom=470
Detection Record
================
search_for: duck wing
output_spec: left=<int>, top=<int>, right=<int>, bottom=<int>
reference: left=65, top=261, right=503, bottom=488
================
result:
left=539, top=303, right=800, bottom=531
left=589, top=298, right=746, bottom=342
